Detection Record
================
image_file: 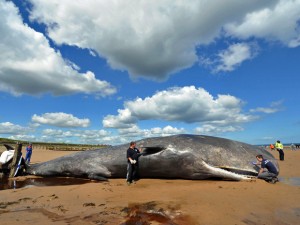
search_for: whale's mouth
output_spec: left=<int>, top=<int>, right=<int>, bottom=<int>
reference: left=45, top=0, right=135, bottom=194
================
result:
left=141, top=146, right=166, bottom=156
left=201, top=161, right=257, bottom=180
left=217, top=166, right=258, bottom=177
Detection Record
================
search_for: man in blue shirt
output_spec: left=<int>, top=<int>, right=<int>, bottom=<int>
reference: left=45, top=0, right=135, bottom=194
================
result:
left=255, top=155, right=279, bottom=184
left=25, top=143, right=33, bottom=164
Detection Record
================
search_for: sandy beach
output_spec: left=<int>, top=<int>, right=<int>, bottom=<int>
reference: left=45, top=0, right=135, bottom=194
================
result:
left=0, top=146, right=300, bottom=225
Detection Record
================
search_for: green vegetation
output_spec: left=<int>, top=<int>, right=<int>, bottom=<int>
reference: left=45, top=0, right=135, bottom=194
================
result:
left=0, top=137, right=110, bottom=151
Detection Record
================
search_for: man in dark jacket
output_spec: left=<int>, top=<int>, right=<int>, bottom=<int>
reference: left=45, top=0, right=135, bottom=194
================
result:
left=126, top=141, right=142, bottom=185
left=255, top=155, right=279, bottom=184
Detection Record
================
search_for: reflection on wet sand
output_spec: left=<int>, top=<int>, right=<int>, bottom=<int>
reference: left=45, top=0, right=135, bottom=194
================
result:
left=119, top=202, right=194, bottom=225
left=279, top=177, right=300, bottom=186
left=0, top=199, right=193, bottom=225
left=0, top=177, right=98, bottom=190
left=2, top=175, right=300, bottom=191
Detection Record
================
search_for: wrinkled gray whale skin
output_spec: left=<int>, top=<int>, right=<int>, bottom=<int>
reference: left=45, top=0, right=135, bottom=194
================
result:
left=28, top=134, right=278, bottom=181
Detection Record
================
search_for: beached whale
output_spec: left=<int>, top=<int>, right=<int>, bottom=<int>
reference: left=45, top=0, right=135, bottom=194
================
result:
left=28, top=134, right=278, bottom=181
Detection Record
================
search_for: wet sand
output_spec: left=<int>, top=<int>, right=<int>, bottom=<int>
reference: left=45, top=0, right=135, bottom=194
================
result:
left=0, top=147, right=300, bottom=225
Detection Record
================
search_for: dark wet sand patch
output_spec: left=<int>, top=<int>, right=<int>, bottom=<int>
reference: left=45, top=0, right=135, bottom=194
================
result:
left=0, top=177, right=99, bottom=190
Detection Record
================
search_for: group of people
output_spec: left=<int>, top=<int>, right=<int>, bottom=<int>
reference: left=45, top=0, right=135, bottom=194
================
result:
left=0, top=137, right=286, bottom=186
left=1, top=139, right=284, bottom=185
left=248, top=139, right=285, bottom=184
left=256, top=139, right=292, bottom=184
left=249, top=139, right=284, bottom=184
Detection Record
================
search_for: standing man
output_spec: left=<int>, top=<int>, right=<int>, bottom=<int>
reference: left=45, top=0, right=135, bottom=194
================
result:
left=25, top=143, right=33, bottom=164
left=275, top=140, right=284, bottom=161
left=255, top=155, right=279, bottom=184
left=126, top=141, right=142, bottom=185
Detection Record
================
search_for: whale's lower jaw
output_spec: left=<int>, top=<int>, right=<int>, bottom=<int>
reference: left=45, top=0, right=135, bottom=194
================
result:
left=202, top=161, right=255, bottom=181
left=29, top=161, right=256, bottom=181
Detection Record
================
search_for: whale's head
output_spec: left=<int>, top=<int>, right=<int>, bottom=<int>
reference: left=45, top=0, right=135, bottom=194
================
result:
left=136, top=134, right=278, bottom=181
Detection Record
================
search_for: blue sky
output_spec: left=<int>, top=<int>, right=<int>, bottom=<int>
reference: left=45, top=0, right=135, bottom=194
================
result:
left=0, top=0, right=299, bottom=145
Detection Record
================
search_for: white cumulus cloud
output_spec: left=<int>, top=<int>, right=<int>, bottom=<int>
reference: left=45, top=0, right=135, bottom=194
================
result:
left=194, top=124, right=243, bottom=135
left=250, top=100, right=284, bottom=113
left=0, top=122, right=32, bottom=134
left=32, top=112, right=90, bottom=128
left=224, top=0, right=300, bottom=48
left=25, top=0, right=300, bottom=78
left=215, top=43, right=259, bottom=72
left=0, top=1, right=116, bottom=97
left=103, top=86, right=256, bottom=129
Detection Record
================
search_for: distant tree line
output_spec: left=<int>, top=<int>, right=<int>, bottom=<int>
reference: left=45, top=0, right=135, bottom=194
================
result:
left=0, top=137, right=110, bottom=152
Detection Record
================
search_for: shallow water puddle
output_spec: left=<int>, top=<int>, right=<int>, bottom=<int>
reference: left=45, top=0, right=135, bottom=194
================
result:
left=279, top=177, right=300, bottom=186
left=0, top=177, right=95, bottom=190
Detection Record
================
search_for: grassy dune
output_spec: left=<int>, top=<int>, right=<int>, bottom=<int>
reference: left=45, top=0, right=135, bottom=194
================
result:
left=0, top=137, right=109, bottom=152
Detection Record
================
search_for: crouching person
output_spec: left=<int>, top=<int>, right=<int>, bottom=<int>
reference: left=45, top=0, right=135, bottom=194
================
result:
left=255, top=154, right=279, bottom=184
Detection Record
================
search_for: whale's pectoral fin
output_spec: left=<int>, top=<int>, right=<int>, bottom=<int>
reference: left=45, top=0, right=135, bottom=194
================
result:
left=141, top=146, right=166, bottom=156
left=88, top=174, right=108, bottom=181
